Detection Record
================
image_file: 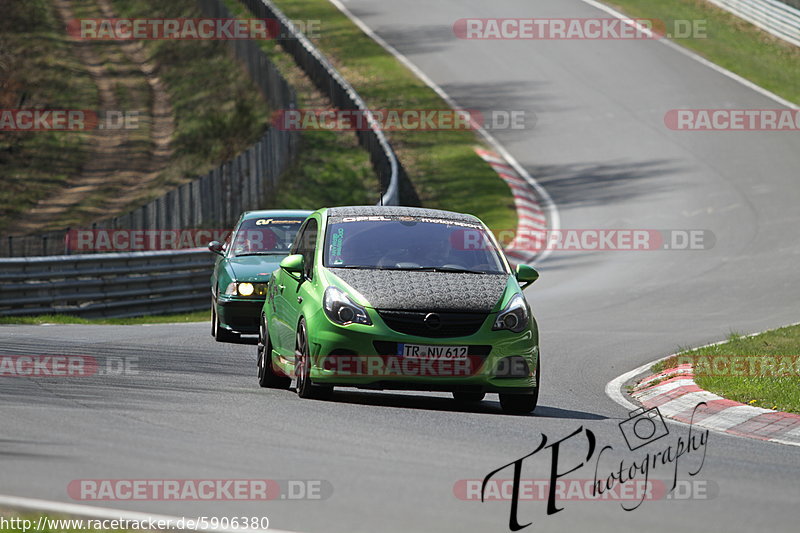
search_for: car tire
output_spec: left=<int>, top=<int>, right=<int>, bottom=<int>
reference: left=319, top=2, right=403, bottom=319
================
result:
left=452, top=391, right=486, bottom=402
left=212, top=298, right=239, bottom=343
left=499, top=360, right=540, bottom=415
left=295, top=318, right=332, bottom=400
left=258, top=315, right=291, bottom=389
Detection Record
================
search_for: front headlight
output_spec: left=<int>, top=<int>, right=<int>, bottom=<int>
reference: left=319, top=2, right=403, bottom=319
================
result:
left=323, top=286, right=372, bottom=326
left=224, top=282, right=268, bottom=297
left=492, top=293, right=529, bottom=333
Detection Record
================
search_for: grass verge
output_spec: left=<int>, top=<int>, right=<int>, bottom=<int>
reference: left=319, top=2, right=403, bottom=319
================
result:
left=606, top=0, right=800, bottom=105
left=0, top=310, right=208, bottom=325
left=0, top=0, right=97, bottom=232
left=227, top=0, right=517, bottom=231
left=1, top=0, right=269, bottom=234
left=651, top=325, right=800, bottom=413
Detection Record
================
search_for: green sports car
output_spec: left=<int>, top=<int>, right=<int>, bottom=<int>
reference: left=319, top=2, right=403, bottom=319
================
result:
left=209, top=209, right=311, bottom=342
left=257, top=206, right=541, bottom=414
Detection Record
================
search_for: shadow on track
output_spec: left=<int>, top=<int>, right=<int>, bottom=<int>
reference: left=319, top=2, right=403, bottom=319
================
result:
left=223, top=336, right=258, bottom=346
left=303, top=389, right=607, bottom=419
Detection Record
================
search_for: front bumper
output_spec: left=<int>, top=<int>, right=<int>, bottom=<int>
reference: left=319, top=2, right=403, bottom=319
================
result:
left=216, top=297, right=265, bottom=334
left=302, top=308, right=539, bottom=393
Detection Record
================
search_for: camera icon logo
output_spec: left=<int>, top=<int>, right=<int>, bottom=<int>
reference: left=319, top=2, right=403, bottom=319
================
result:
left=619, top=407, right=669, bottom=450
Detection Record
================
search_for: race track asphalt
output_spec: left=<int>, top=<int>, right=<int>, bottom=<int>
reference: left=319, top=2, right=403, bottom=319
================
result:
left=2, top=1, right=799, bottom=531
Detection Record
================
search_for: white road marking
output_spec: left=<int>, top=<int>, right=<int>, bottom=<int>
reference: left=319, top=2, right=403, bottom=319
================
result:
left=330, top=0, right=561, bottom=263
left=633, top=377, right=696, bottom=402
left=654, top=390, right=723, bottom=417
left=696, top=404, right=772, bottom=430
left=608, top=322, right=800, bottom=446
left=578, top=0, right=799, bottom=110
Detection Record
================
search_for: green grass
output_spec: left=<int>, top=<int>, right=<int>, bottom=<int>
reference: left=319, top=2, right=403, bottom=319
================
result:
left=226, top=0, right=518, bottom=232
left=0, top=0, right=97, bottom=231
left=0, top=310, right=208, bottom=325
left=102, top=0, right=271, bottom=210
left=651, top=326, right=800, bottom=413
left=218, top=0, right=382, bottom=209
left=606, top=0, right=800, bottom=105
left=1, top=0, right=270, bottom=234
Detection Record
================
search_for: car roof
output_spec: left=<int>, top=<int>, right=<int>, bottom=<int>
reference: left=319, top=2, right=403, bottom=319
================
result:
left=322, top=206, right=480, bottom=224
left=240, top=209, right=313, bottom=221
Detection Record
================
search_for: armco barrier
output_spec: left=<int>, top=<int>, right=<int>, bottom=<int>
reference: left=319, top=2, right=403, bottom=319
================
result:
left=240, top=0, right=415, bottom=207
left=1, top=0, right=300, bottom=258
left=0, top=0, right=415, bottom=317
left=707, top=0, right=800, bottom=47
left=0, top=250, right=214, bottom=318
left=2, top=0, right=413, bottom=259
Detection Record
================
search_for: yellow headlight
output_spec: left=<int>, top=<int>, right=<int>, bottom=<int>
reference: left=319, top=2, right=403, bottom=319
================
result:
left=238, top=282, right=255, bottom=296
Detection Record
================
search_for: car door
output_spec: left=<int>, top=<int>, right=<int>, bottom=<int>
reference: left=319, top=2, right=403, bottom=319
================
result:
left=270, top=218, right=316, bottom=356
left=284, top=217, right=318, bottom=364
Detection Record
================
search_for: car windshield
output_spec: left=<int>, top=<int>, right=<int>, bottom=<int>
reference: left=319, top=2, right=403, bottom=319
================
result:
left=323, top=215, right=508, bottom=274
left=230, top=217, right=305, bottom=256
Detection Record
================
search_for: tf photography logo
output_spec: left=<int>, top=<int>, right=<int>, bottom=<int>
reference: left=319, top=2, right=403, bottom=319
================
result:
left=474, top=404, right=710, bottom=530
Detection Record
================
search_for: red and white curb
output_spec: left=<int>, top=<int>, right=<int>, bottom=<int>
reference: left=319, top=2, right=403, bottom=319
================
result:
left=475, top=148, right=548, bottom=265
left=627, top=364, right=800, bottom=447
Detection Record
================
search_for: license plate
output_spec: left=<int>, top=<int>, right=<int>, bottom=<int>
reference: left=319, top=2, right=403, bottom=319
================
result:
left=399, top=344, right=468, bottom=359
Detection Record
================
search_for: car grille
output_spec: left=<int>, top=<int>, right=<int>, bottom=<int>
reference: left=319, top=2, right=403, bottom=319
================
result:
left=376, top=310, right=489, bottom=338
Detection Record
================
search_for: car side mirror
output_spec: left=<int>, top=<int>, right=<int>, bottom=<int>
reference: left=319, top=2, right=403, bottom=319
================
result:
left=280, top=254, right=304, bottom=277
left=208, top=241, right=224, bottom=255
left=516, top=264, right=539, bottom=289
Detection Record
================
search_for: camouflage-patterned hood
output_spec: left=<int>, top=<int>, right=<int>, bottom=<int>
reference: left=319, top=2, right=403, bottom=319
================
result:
left=328, top=268, right=508, bottom=312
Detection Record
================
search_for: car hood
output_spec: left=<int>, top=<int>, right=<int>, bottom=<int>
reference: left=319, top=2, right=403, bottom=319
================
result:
left=226, top=255, right=283, bottom=282
left=328, top=268, right=508, bottom=312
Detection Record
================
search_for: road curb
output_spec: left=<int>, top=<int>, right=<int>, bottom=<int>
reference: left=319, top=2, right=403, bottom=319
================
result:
left=630, top=364, right=800, bottom=447
left=474, top=148, right=548, bottom=265
left=327, top=0, right=560, bottom=266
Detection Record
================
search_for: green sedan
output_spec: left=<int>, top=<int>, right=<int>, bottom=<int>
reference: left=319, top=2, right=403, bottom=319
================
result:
left=258, top=206, right=541, bottom=414
left=209, top=209, right=311, bottom=342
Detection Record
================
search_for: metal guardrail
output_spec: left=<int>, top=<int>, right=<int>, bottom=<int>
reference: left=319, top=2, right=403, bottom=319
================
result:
left=3, top=0, right=417, bottom=259
left=707, top=0, right=800, bottom=47
left=1, top=0, right=300, bottom=258
left=0, top=250, right=213, bottom=318
left=240, top=0, right=416, bottom=207
left=0, top=0, right=417, bottom=317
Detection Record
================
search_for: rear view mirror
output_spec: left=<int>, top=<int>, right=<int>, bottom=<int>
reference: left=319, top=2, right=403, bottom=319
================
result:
left=516, top=264, right=539, bottom=289
left=208, top=241, right=224, bottom=255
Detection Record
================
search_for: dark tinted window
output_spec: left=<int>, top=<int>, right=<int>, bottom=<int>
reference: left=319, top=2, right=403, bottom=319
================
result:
left=324, top=216, right=507, bottom=274
left=230, top=217, right=305, bottom=256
